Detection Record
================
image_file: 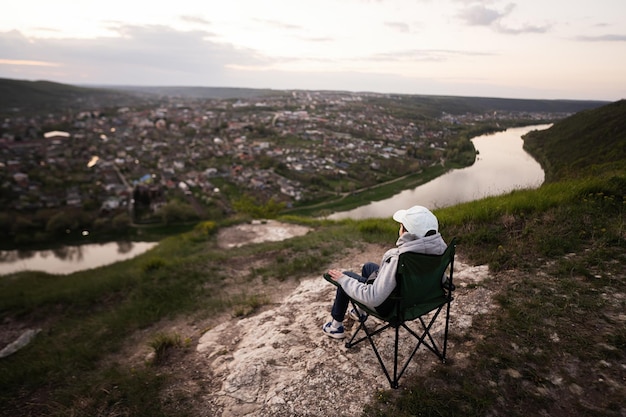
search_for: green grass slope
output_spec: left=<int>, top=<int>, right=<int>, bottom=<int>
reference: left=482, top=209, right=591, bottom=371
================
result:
left=523, top=99, right=626, bottom=182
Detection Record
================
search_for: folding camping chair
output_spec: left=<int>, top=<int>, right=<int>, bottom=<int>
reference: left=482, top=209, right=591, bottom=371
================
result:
left=324, top=238, right=457, bottom=388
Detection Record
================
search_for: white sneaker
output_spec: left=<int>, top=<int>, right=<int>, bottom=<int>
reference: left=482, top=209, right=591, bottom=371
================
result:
left=348, top=307, right=368, bottom=322
left=322, top=322, right=346, bottom=339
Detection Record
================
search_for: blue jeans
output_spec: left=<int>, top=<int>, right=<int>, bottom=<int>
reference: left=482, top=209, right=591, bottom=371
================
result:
left=331, top=262, right=379, bottom=321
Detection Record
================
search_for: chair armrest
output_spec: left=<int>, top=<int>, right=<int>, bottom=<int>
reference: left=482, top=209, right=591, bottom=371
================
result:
left=324, top=273, right=385, bottom=320
left=323, top=273, right=341, bottom=287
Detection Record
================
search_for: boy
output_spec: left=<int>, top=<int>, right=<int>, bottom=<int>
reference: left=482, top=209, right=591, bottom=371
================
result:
left=323, top=205, right=447, bottom=339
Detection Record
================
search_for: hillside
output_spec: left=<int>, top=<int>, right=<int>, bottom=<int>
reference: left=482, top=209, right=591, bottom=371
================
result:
left=0, top=78, right=148, bottom=114
left=102, top=85, right=610, bottom=116
left=0, top=77, right=608, bottom=116
left=111, top=85, right=608, bottom=114
left=368, top=94, right=608, bottom=118
left=0, top=100, right=625, bottom=417
left=523, top=99, right=626, bottom=181
left=109, top=85, right=287, bottom=100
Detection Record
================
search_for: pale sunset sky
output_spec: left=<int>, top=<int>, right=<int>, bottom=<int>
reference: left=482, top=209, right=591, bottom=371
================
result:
left=0, top=0, right=624, bottom=101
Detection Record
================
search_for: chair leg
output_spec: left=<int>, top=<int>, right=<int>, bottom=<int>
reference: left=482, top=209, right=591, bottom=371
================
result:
left=392, top=324, right=400, bottom=388
left=345, top=319, right=391, bottom=348
left=344, top=300, right=452, bottom=388
left=364, top=323, right=396, bottom=389
left=441, top=299, right=452, bottom=363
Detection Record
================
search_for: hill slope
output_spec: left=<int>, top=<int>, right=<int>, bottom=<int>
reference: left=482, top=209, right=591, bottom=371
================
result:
left=0, top=77, right=609, bottom=116
left=0, top=78, right=147, bottom=113
left=523, top=99, right=626, bottom=181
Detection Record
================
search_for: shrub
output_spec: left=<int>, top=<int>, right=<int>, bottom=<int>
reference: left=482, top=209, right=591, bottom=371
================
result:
left=148, top=332, right=182, bottom=364
left=194, top=220, right=217, bottom=236
left=157, top=201, right=199, bottom=225
left=112, top=212, right=131, bottom=230
left=232, top=195, right=286, bottom=218
left=141, top=257, right=168, bottom=273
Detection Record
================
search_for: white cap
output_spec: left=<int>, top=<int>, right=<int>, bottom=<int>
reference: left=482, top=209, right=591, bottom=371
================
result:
left=392, top=205, right=439, bottom=237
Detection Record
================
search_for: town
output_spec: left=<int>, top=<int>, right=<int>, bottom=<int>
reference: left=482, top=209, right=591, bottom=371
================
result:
left=0, top=89, right=573, bottom=246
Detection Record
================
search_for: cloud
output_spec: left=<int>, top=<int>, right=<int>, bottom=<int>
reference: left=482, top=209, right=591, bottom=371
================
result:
left=367, top=48, right=495, bottom=62
left=0, top=25, right=493, bottom=87
left=458, top=3, right=510, bottom=26
left=495, top=22, right=548, bottom=34
left=384, top=22, right=411, bottom=33
left=576, top=34, right=626, bottom=42
left=457, top=2, right=549, bottom=34
left=0, top=30, right=37, bottom=59
left=0, top=25, right=496, bottom=96
left=0, top=26, right=269, bottom=85
left=0, top=59, right=60, bottom=67
left=297, top=36, right=335, bottom=43
left=253, top=19, right=303, bottom=31
left=179, top=15, right=212, bottom=26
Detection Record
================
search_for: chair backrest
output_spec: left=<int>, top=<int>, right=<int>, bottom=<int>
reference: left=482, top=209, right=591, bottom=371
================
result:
left=376, top=238, right=456, bottom=322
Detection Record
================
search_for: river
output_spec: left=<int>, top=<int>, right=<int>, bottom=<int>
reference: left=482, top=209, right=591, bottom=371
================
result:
left=0, top=241, right=157, bottom=276
left=330, top=124, right=550, bottom=220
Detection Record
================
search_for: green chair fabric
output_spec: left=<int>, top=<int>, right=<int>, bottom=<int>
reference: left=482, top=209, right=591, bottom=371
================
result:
left=324, top=238, right=457, bottom=388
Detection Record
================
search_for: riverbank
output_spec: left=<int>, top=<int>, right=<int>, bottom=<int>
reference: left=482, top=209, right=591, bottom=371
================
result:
left=285, top=163, right=453, bottom=217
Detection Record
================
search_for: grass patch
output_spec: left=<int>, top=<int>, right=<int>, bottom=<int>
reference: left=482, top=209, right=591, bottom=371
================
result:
left=436, top=173, right=625, bottom=272
left=149, top=332, right=184, bottom=364
left=231, top=294, right=270, bottom=317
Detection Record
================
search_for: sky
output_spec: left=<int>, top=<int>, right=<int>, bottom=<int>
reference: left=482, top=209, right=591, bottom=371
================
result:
left=0, top=0, right=625, bottom=101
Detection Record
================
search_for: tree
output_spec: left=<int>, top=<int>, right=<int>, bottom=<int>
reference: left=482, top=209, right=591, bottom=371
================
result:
left=112, top=213, right=131, bottom=231
left=46, top=211, right=75, bottom=235
left=232, top=195, right=286, bottom=218
left=0, top=212, right=11, bottom=237
left=156, top=201, right=199, bottom=225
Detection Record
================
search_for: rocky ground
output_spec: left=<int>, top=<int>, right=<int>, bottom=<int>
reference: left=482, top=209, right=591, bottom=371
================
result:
left=150, top=222, right=495, bottom=417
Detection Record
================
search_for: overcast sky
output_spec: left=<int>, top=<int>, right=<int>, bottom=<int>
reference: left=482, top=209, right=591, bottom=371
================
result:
left=1, top=0, right=625, bottom=101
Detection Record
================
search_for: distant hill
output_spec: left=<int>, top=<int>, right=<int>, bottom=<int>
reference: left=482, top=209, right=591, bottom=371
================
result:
left=107, top=85, right=287, bottom=100
left=386, top=94, right=608, bottom=115
left=113, top=85, right=608, bottom=114
left=0, top=78, right=148, bottom=114
left=523, top=99, right=626, bottom=181
left=1, top=78, right=609, bottom=117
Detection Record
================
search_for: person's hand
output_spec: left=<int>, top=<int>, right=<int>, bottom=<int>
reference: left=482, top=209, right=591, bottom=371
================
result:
left=327, top=269, right=343, bottom=281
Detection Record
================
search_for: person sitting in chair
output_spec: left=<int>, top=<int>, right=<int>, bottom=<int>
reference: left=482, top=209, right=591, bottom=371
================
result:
left=323, top=205, right=447, bottom=339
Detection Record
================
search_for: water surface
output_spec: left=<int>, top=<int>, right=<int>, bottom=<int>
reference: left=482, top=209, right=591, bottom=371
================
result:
left=0, top=241, right=157, bottom=275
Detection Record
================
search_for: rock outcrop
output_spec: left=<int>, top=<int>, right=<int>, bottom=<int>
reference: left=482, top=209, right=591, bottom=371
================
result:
left=196, top=260, right=492, bottom=417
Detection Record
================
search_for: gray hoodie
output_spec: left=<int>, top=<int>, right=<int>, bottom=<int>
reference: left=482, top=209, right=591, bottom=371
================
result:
left=335, top=232, right=447, bottom=309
